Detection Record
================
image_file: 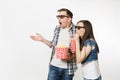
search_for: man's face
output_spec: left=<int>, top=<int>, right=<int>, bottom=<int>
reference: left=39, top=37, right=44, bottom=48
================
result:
left=56, top=11, right=71, bottom=28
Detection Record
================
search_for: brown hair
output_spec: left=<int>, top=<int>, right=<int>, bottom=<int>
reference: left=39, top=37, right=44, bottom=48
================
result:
left=57, top=8, right=73, bottom=18
left=77, top=20, right=99, bottom=53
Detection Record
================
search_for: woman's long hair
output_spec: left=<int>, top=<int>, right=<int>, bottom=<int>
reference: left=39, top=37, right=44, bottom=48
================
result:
left=76, top=20, right=99, bottom=53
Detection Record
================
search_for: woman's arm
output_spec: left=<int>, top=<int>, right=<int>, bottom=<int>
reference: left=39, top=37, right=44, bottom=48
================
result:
left=75, top=39, right=92, bottom=63
left=75, top=38, right=81, bottom=63
left=78, top=45, right=92, bottom=63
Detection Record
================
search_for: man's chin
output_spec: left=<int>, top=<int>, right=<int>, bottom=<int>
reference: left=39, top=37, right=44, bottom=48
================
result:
left=60, top=26, right=66, bottom=29
left=59, top=25, right=63, bottom=27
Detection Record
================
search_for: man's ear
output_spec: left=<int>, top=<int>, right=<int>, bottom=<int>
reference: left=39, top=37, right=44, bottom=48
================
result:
left=68, top=18, right=72, bottom=22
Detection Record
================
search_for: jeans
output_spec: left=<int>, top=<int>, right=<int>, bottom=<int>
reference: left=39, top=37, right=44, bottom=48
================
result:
left=47, top=65, right=74, bottom=80
left=83, top=75, right=102, bottom=80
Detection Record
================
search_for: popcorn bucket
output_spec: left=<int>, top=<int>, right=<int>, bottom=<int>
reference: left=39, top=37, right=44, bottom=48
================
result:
left=56, top=46, right=69, bottom=59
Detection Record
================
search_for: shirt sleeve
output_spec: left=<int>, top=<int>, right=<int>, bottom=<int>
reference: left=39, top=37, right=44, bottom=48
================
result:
left=51, top=26, right=60, bottom=47
left=84, top=38, right=96, bottom=47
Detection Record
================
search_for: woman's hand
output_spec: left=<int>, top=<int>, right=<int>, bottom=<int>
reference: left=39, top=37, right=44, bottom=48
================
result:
left=74, top=33, right=80, bottom=40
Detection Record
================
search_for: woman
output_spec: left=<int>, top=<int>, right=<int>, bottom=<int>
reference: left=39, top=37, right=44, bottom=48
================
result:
left=75, top=20, right=102, bottom=80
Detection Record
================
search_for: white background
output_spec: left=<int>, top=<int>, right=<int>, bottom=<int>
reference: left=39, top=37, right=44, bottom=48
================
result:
left=0, top=0, right=120, bottom=80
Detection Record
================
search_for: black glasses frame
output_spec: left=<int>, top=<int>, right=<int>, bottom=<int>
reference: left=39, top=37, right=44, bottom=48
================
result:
left=56, top=15, right=69, bottom=18
left=75, top=26, right=85, bottom=30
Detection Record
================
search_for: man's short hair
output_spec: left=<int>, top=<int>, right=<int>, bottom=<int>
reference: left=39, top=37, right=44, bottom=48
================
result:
left=57, top=8, right=73, bottom=18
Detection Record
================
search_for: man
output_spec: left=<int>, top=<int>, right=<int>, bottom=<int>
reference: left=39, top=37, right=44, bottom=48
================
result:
left=30, top=8, right=77, bottom=80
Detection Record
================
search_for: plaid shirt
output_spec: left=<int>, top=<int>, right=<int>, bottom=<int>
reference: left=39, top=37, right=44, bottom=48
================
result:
left=50, top=23, right=77, bottom=75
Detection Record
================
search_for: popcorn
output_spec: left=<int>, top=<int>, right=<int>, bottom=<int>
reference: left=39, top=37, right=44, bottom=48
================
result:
left=57, top=45, right=66, bottom=48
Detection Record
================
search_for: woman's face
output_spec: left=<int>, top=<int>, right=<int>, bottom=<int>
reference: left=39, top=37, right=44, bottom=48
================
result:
left=76, top=22, right=86, bottom=37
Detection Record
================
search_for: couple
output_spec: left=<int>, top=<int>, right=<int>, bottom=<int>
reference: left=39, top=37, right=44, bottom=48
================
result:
left=30, top=8, right=102, bottom=80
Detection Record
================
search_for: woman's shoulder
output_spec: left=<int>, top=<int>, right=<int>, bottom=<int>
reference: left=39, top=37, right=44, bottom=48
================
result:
left=84, top=38, right=96, bottom=47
